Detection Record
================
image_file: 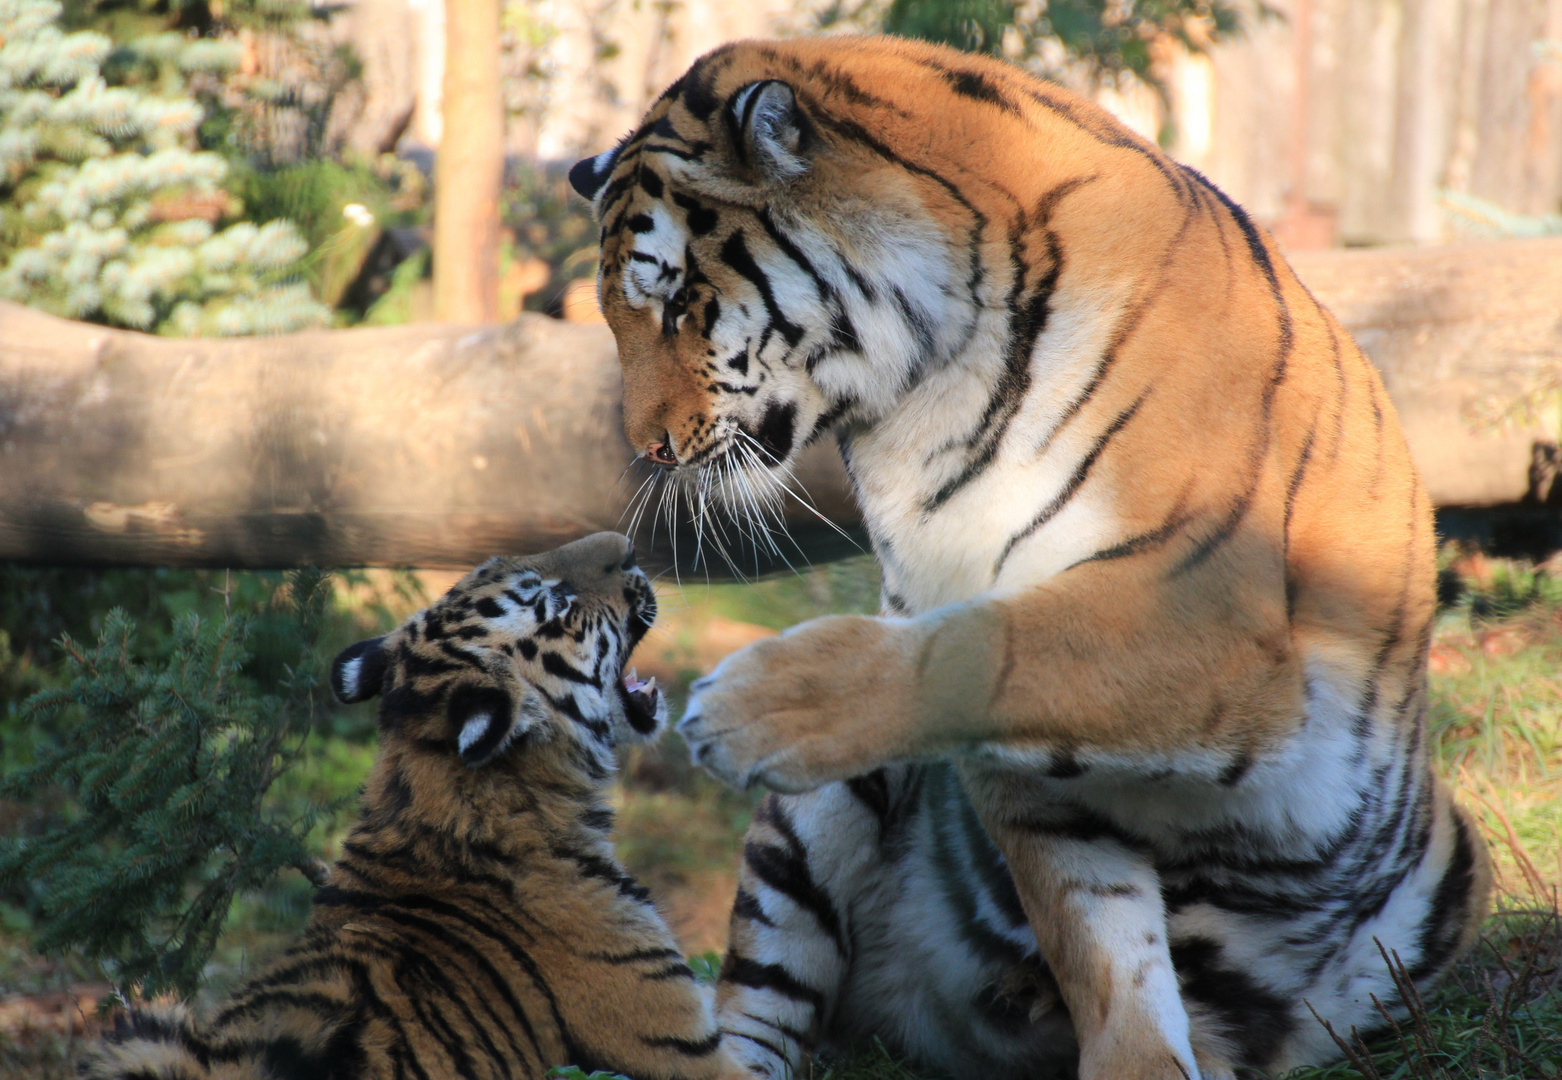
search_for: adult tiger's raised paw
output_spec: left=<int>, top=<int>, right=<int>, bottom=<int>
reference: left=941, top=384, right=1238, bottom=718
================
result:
left=677, top=613, right=924, bottom=793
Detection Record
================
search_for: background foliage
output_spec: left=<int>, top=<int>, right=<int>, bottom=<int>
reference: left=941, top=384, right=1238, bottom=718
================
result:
left=818, top=0, right=1252, bottom=111
left=0, top=566, right=409, bottom=1010
left=0, top=574, right=334, bottom=1000
left=0, top=0, right=330, bottom=334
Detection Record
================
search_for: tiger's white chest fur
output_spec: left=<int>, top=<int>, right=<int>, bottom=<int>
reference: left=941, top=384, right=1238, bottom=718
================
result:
left=817, top=238, right=1432, bottom=1062
left=839, top=279, right=1133, bottom=613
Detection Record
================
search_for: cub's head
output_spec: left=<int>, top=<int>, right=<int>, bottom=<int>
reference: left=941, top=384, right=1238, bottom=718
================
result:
left=330, top=532, right=664, bottom=770
left=572, top=39, right=984, bottom=533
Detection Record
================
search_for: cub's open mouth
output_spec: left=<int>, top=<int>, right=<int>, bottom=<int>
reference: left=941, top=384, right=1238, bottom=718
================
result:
left=618, top=668, right=662, bottom=735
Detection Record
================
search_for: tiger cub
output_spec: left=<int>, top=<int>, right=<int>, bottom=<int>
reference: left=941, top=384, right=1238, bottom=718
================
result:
left=570, top=34, right=1491, bottom=1080
left=80, top=532, right=744, bottom=1080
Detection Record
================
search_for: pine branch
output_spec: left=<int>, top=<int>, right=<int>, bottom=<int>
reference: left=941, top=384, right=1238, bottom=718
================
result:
left=0, top=569, right=335, bottom=1000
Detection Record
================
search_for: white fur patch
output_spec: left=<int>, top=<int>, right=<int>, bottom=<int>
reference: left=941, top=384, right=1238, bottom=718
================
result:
left=458, top=713, right=492, bottom=755
left=337, top=655, right=362, bottom=696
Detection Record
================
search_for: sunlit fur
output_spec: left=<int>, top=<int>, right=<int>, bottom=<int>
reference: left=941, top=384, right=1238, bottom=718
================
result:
left=574, top=36, right=1492, bottom=1080
left=79, top=533, right=746, bottom=1080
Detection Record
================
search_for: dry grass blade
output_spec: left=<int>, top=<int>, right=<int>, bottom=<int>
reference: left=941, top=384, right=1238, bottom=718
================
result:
left=1304, top=1001, right=1385, bottom=1080
left=1461, top=781, right=1551, bottom=899
left=1373, top=940, right=1437, bottom=1054
left=1367, top=993, right=1435, bottom=1080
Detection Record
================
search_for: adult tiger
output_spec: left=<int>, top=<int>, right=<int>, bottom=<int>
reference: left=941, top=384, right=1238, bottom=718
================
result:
left=569, top=35, right=1491, bottom=1080
left=80, top=533, right=744, bottom=1080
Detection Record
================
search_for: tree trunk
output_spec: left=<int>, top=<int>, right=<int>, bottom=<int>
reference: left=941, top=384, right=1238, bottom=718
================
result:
left=432, top=0, right=502, bottom=323
left=0, top=237, right=1558, bottom=572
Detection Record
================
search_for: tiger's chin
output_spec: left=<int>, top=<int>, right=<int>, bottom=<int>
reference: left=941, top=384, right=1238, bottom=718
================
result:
left=633, top=393, right=838, bottom=570
left=700, top=446, right=798, bottom=523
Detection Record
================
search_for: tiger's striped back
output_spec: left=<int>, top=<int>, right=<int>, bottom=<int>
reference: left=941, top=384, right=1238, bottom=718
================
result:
left=80, top=532, right=743, bottom=1080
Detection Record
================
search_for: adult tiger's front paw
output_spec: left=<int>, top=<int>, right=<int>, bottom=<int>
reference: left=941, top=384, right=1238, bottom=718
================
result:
left=676, top=613, right=919, bottom=793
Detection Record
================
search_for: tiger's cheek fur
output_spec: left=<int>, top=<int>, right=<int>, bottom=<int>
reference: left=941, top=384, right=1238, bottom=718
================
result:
left=595, top=146, right=893, bottom=472
left=614, top=251, right=837, bottom=471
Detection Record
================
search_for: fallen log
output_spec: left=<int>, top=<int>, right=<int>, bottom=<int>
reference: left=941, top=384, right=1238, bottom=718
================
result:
left=0, top=237, right=1557, bottom=571
left=0, top=304, right=862, bottom=573
left=1288, top=237, right=1561, bottom=509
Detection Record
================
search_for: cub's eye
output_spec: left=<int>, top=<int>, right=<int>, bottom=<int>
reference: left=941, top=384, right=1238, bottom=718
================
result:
left=661, top=288, right=688, bottom=336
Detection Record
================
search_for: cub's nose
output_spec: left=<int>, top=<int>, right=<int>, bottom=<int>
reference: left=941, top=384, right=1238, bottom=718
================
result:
left=551, top=532, right=636, bottom=580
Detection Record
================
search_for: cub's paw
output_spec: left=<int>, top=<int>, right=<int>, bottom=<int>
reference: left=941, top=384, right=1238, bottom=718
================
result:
left=676, top=614, right=915, bottom=793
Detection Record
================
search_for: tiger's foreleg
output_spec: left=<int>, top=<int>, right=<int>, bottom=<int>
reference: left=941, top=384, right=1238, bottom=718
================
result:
left=679, top=555, right=1304, bottom=1080
left=678, top=551, right=1302, bottom=799
left=958, top=766, right=1236, bottom=1080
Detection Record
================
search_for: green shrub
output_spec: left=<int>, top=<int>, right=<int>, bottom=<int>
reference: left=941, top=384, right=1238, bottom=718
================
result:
left=0, top=565, right=416, bottom=1001
left=0, top=570, right=340, bottom=1000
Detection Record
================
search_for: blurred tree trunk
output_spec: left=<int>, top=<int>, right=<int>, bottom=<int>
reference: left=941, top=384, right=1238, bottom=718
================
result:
left=433, top=0, right=502, bottom=323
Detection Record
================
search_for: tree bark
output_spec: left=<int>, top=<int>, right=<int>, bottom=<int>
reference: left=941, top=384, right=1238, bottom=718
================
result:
left=432, top=0, right=502, bottom=323
left=0, top=237, right=1557, bottom=572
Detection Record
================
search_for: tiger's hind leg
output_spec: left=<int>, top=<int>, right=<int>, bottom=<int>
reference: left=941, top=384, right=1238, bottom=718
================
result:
left=960, top=765, right=1201, bottom=1080
left=716, top=772, right=909, bottom=1078
left=77, top=1005, right=214, bottom=1080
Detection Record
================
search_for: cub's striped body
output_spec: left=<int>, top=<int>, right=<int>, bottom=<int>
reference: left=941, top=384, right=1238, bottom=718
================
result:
left=572, top=36, right=1491, bottom=1080
left=81, top=533, right=743, bottom=1080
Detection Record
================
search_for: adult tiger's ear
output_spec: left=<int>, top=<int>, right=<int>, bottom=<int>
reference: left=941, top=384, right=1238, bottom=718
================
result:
left=569, top=145, right=622, bottom=203
left=728, top=80, right=812, bottom=184
left=450, top=682, right=551, bottom=767
left=332, top=637, right=388, bottom=704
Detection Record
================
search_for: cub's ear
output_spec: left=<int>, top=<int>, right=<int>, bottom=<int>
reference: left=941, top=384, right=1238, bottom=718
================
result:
left=332, top=637, right=388, bottom=704
left=728, top=80, right=812, bottom=184
left=451, top=683, right=551, bottom=768
left=569, top=145, right=622, bottom=204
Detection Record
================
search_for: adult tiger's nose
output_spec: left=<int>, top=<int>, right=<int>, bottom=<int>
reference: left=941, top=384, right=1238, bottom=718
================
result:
left=645, top=439, right=678, bottom=466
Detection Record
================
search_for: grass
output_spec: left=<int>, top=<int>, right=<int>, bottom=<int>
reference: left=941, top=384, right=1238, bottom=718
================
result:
left=0, top=549, right=1558, bottom=1078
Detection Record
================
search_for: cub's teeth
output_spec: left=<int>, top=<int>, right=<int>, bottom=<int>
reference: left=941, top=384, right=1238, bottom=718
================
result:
left=644, top=676, right=658, bottom=693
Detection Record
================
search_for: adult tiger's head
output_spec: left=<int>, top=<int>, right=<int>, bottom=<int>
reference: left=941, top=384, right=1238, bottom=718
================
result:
left=570, top=35, right=1181, bottom=547
left=571, top=36, right=1088, bottom=525
left=330, top=532, right=663, bottom=773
